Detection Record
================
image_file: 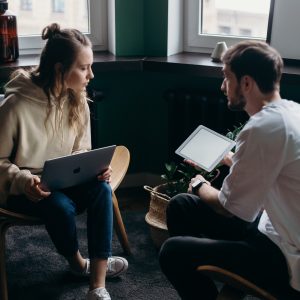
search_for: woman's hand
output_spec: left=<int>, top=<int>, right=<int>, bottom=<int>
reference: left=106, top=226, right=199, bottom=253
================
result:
left=25, top=175, right=51, bottom=202
left=97, top=166, right=112, bottom=183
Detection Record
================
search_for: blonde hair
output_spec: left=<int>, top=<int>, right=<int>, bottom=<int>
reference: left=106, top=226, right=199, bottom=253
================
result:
left=30, top=23, right=92, bottom=131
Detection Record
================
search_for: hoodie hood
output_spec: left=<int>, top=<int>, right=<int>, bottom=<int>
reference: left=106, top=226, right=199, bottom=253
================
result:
left=4, top=70, right=49, bottom=105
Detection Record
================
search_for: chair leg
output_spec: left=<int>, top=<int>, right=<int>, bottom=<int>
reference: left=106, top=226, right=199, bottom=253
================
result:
left=112, top=192, right=131, bottom=255
left=0, top=221, right=10, bottom=300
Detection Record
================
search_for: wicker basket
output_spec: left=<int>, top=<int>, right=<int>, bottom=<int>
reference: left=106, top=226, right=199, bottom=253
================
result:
left=144, top=184, right=171, bottom=248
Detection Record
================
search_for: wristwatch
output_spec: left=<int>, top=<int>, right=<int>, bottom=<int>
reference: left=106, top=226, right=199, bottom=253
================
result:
left=191, top=179, right=206, bottom=195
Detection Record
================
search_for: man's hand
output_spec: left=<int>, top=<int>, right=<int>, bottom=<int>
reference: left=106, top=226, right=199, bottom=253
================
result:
left=25, top=175, right=51, bottom=202
left=97, top=166, right=112, bottom=183
left=184, top=159, right=203, bottom=171
left=221, top=151, right=234, bottom=167
left=188, top=174, right=211, bottom=193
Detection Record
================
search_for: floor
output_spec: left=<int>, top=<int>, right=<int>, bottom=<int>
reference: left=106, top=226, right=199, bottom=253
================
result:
left=116, top=186, right=150, bottom=212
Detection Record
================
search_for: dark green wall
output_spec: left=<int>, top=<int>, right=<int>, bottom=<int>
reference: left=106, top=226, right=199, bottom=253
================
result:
left=90, top=70, right=223, bottom=175
left=115, top=0, right=144, bottom=56
left=115, top=0, right=168, bottom=56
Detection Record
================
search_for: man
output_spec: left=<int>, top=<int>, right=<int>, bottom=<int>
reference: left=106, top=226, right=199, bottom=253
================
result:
left=159, top=41, right=300, bottom=300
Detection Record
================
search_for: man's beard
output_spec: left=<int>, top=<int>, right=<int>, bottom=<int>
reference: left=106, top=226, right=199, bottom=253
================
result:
left=227, top=86, right=246, bottom=111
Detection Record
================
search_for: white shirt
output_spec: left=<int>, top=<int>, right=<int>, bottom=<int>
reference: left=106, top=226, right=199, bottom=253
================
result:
left=218, top=99, right=300, bottom=291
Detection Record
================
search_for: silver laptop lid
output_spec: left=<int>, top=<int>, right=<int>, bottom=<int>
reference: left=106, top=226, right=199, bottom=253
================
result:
left=40, top=145, right=116, bottom=191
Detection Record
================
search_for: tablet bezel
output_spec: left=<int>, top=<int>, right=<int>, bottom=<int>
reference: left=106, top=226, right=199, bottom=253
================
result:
left=175, top=125, right=236, bottom=172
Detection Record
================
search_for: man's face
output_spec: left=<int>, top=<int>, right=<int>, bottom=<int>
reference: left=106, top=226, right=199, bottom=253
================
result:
left=221, top=64, right=246, bottom=111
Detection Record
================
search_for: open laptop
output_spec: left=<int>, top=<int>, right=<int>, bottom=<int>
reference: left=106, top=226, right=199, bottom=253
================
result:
left=40, top=145, right=116, bottom=191
left=175, top=125, right=236, bottom=172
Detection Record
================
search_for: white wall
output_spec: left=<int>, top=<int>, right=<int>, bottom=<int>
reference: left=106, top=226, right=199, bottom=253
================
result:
left=270, top=0, right=300, bottom=60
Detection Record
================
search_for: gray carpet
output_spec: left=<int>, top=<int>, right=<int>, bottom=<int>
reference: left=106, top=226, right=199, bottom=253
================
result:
left=6, top=210, right=180, bottom=300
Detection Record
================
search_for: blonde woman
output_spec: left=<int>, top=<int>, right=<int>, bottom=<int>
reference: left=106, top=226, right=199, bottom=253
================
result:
left=0, top=23, right=127, bottom=300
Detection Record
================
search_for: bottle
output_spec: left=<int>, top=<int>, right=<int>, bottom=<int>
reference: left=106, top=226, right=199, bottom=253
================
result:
left=0, top=0, right=19, bottom=63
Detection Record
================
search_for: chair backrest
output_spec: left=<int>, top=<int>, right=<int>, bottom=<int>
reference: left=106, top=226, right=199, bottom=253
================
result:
left=197, top=265, right=277, bottom=300
left=110, top=145, right=130, bottom=192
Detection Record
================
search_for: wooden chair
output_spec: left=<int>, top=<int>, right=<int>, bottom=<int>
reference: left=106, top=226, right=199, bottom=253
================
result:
left=197, top=265, right=277, bottom=300
left=0, top=145, right=131, bottom=300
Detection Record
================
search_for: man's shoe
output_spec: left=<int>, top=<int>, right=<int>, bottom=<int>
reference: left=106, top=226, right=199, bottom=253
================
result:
left=86, top=287, right=111, bottom=300
left=71, top=256, right=128, bottom=278
left=106, top=256, right=128, bottom=278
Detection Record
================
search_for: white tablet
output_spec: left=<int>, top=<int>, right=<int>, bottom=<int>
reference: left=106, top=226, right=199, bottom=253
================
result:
left=175, top=125, right=236, bottom=172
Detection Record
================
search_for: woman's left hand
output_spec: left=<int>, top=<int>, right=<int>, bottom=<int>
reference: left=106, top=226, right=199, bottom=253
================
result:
left=97, top=166, right=112, bottom=183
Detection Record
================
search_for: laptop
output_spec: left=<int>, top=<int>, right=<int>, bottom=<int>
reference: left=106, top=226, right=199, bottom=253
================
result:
left=175, top=125, right=236, bottom=172
left=40, top=145, right=116, bottom=191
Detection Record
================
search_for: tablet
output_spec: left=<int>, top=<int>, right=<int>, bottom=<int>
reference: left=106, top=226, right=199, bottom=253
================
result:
left=40, top=145, right=116, bottom=191
left=175, top=125, right=236, bottom=172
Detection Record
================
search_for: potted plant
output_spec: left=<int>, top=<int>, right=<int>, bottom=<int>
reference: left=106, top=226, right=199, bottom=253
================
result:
left=144, top=123, right=245, bottom=248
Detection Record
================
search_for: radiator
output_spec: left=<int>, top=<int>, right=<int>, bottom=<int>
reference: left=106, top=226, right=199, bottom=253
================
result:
left=164, top=88, right=248, bottom=161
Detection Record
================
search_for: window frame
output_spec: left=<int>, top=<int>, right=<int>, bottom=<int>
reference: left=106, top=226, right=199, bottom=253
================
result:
left=184, top=0, right=274, bottom=53
left=19, top=0, right=107, bottom=55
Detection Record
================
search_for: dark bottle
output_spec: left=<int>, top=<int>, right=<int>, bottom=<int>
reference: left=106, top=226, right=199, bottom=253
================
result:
left=0, top=0, right=19, bottom=63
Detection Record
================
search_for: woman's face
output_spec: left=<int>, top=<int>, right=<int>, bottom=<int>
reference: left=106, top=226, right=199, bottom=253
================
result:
left=64, top=46, right=94, bottom=93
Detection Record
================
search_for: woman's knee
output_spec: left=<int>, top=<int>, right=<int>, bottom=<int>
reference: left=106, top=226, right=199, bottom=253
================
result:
left=89, top=181, right=113, bottom=209
left=39, top=192, right=76, bottom=219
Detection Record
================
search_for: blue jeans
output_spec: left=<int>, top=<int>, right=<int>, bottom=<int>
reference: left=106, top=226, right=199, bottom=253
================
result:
left=7, top=180, right=113, bottom=259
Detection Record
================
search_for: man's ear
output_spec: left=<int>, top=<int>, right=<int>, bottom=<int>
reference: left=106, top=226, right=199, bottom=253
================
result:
left=240, top=75, right=253, bottom=93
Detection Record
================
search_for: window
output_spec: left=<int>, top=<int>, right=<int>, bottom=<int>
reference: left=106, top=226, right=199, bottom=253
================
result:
left=184, top=0, right=273, bottom=53
left=52, top=0, right=65, bottom=13
left=239, top=28, right=252, bottom=37
left=9, top=0, right=107, bottom=54
left=218, top=26, right=231, bottom=35
left=20, top=0, right=32, bottom=11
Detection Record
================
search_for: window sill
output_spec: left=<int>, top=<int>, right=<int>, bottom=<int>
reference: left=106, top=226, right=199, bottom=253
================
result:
left=1, top=51, right=300, bottom=84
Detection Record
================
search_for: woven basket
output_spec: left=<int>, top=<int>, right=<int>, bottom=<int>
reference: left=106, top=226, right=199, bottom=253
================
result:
left=144, top=170, right=221, bottom=248
left=144, top=184, right=172, bottom=248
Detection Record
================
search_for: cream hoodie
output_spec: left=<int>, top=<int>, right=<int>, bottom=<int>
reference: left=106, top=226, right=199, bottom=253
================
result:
left=0, top=72, right=91, bottom=206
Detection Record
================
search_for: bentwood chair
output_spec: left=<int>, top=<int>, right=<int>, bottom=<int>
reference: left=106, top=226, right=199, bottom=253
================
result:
left=0, top=145, right=131, bottom=300
left=197, top=265, right=277, bottom=300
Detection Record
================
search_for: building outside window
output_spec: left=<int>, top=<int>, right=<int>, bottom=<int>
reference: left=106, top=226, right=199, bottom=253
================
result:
left=52, top=0, right=65, bottom=13
left=185, top=0, right=273, bottom=52
left=20, top=0, right=32, bottom=11
left=8, top=0, right=107, bottom=53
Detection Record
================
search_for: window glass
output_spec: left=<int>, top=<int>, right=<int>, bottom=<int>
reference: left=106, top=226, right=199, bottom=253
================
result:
left=201, top=0, right=271, bottom=39
left=52, top=0, right=65, bottom=13
left=20, top=0, right=32, bottom=11
left=10, top=0, right=89, bottom=36
left=185, top=0, right=273, bottom=53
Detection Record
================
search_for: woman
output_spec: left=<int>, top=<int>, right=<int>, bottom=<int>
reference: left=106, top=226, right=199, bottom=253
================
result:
left=0, top=23, right=127, bottom=300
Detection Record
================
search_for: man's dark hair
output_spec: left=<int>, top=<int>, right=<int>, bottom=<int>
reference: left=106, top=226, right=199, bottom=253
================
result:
left=222, top=41, right=283, bottom=93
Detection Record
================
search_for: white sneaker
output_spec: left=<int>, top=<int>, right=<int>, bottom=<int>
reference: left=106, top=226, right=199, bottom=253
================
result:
left=86, top=287, right=111, bottom=300
left=72, top=256, right=128, bottom=278
left=106, top=256, right=128, bottom=278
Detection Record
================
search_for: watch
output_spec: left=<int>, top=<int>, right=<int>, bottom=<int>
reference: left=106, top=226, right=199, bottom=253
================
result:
left=191, top=179, right=206, bottom=194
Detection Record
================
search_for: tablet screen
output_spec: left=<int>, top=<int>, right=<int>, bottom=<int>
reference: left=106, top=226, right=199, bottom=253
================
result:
left=175, top=125, right=236, bottom=172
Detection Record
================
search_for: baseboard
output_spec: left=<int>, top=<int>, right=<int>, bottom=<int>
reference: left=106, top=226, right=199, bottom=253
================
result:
left=119, top=172, right=163, bottom=189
